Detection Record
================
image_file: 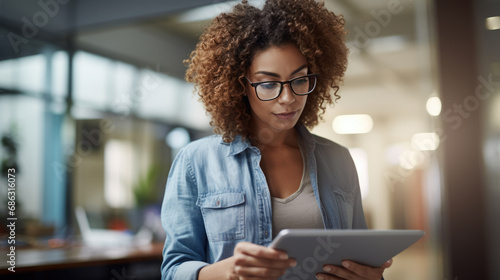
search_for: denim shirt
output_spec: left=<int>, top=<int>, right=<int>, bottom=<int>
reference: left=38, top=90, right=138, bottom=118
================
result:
left=161, top=125, right=367, bottom=280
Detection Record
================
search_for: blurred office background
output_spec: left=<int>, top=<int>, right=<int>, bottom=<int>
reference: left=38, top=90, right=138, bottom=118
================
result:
left=0, top=0, right=498, bottom=279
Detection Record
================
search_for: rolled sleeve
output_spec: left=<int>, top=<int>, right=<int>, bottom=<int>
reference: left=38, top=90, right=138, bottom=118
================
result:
left=174, top=261, right=209, bottom=280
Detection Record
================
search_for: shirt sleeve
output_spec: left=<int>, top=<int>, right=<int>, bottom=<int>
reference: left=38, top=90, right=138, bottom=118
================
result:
left=161, top=147, right=209, bottom=280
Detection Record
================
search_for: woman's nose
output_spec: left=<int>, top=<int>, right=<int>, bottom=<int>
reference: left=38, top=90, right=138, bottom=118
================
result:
left=278, top=84, right=295, bottom=104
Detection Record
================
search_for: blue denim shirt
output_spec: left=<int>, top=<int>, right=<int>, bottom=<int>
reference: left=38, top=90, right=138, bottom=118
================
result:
left=161, top=125, right=367, bottom=280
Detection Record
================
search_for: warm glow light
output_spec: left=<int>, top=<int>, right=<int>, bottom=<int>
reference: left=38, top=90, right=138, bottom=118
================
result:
left=399, top=150, right=422, bottom=170
left=426, top=96, right=442, bottom=116
left=385, top=143, right=407, bottom=166
left=105, top=140, right=134, bottom=208
left=412, top=133, right=440, bottom=151
left=486, top=16, right=500, bottom=30
left=349, top=148, right=369, bottom=200
left=492, top=94, right=500, bottom=130
left=332, top=114, right=373, bottom=134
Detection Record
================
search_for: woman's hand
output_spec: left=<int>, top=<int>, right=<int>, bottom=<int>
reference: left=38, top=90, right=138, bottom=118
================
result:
left=229, top=242, right=296, bottom=280
left=315, top=259, right=393, bottom=280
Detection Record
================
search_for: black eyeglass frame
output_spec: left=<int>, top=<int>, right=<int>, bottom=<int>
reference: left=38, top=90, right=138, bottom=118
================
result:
left=245, top=73, right=319, bottom=101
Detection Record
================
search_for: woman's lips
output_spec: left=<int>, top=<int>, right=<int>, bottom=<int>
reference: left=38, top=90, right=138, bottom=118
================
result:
left=274, top=111, right=297, bottom=119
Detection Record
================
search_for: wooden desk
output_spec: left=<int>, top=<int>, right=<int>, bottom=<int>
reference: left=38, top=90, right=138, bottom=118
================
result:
left=1, top=242, right=163, bottom=279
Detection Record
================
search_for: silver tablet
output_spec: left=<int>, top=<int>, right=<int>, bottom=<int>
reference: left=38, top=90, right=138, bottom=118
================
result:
left=269, top=229, right=424, bottom=279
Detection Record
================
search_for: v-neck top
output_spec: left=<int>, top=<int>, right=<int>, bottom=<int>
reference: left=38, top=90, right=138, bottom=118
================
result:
left=271, top=137, right=324, bottom=238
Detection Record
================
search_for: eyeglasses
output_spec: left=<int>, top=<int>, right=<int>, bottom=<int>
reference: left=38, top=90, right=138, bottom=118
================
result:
left=245, top=73, right=319, bottom=101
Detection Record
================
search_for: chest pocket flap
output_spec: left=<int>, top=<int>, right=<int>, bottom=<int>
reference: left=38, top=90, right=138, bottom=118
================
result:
left=197, top=192, right=245, bottom=209
left=196, top=192, right=246, bottom=241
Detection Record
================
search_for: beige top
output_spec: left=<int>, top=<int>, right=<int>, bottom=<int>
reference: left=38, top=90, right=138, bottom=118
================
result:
left=271, top=138, right=324, bottom=238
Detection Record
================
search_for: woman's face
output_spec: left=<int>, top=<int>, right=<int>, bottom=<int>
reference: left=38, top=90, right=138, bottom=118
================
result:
left=246, top=43, right=309, bottom=138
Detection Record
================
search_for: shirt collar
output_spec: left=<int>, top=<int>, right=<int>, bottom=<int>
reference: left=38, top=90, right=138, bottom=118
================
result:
left=296, top=124, right=316, bottom=152
left=223, top=135, right=253, bottom=157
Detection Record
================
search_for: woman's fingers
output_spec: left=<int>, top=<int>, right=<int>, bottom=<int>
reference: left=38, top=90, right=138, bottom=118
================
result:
left=235, top=242, right=295, bottom=267
left=235, top=242, right=288, bottom=260
left=317, top=265, right=356, bottom=279
left=341, top=261, right=384, bottom=278
left=234, top=252, right=296, bottom=270
left=380, top=259, right=393, bottom=269
left=232, top=242, right=296, bottom=279
left=318, top=260, right=387, bottom=280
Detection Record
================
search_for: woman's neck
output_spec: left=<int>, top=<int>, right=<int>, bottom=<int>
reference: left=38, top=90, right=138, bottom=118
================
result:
left=250, top=126, right=298, bottom=150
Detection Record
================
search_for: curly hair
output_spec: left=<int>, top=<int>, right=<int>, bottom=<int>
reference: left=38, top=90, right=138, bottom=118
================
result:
left=185, top=0, right=348, bottom=143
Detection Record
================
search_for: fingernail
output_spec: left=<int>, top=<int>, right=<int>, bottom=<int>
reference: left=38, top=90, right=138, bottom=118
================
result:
left=289, top=260, right=297, bottom=267
left=316, top=275, right=324, bottom=280
left=280, top=254, right=288, bottom=260
left=342, top=261, right=350, bottom=268
left=324, top=266, right=331, bottom=272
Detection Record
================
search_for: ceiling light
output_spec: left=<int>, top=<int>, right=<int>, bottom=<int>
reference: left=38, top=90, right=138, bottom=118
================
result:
left=367, top=36, right=408, bottom=54
left=426, top=96, right=441, bottom=116
left=177, top=2, right=235, bottom=23
left=486, top=16, right=500, bottom=30
left=177, top=0, right=265, bottom=23
left=332, top=114, right=373, bottom=134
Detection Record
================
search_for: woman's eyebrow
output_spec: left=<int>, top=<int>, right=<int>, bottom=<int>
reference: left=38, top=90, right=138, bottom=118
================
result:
left=254, top=71, right=280, bottom=78
left=254, top=65, right=308, bottom=78
left=291, top=65, right=308, bottom=75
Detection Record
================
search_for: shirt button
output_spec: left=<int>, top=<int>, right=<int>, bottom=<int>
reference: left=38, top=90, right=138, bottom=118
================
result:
left=216, top=200, right=220, bottom=206
left=265, top=230, right=269, bottom=238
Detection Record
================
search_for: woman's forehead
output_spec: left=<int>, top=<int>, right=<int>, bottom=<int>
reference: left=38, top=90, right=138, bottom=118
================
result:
left=248, top=44, right=308, bottom=76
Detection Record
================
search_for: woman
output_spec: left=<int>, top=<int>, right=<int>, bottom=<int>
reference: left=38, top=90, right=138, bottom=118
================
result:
left=161, top=0, right=392, bottom=279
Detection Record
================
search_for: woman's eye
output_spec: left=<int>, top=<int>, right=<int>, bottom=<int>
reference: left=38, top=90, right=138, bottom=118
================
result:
left=260, top=82, right=279, bottom=90
left=292, top=78, right=308, bottom=86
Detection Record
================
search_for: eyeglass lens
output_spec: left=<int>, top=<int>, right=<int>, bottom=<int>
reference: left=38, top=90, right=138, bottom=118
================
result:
left=256, top=76, right=316, bottom=100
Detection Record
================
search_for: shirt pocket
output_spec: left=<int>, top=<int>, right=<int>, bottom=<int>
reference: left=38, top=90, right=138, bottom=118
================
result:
left=196, top=192, right=246, bottom=242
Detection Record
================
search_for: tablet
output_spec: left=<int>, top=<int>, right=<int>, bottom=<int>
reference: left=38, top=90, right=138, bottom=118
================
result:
left=269, top=229, right=424, bottom=279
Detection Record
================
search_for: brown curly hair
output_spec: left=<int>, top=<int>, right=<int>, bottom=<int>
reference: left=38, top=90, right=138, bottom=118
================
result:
left=185, top=0, right=348, bottom=143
